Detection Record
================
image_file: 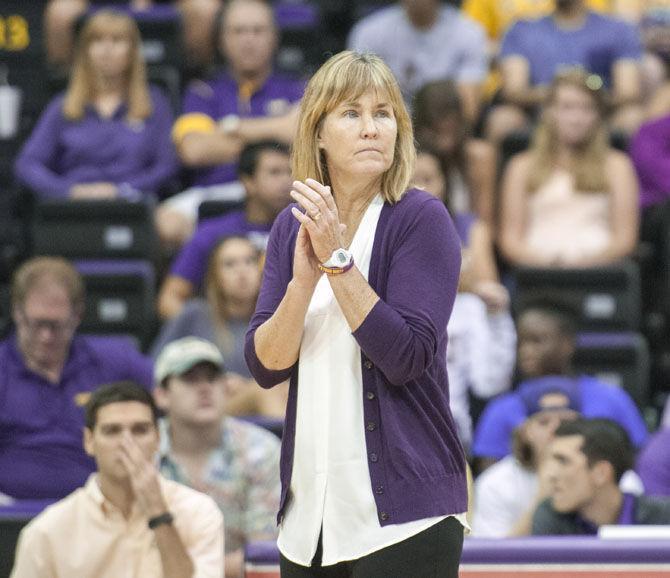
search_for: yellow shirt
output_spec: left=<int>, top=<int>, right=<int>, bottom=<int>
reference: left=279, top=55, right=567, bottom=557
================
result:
left=463, top=0, right=613, bottom=40
left=10, top=475, right=224, bottom=578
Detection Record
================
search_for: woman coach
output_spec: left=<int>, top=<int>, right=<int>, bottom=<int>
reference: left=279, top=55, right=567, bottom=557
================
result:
left=245, top=51, right=467, bottom=577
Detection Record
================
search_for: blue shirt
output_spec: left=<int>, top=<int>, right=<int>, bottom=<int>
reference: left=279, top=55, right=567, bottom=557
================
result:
left=178, top=71, right=304, bottom=186
left=0, top=334, right=153, bottom=500
left=170, top=210, right=273, bottom=288
left=245, top=189, right=468, bottom=526
left=14, top=87, right=178, bottom=199
left=500, top=11, right=642, bottom=88
left=472, top=375, right=648, bottom=459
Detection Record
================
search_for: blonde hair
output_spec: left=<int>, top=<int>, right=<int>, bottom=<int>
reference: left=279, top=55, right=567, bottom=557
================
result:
left=63, top=10, right=152, bottom=122
left=292, top=50, right=415, bottom=204
left=12, top=257, right=85, bottom=312
left=528, top=68, right=609, bottom=193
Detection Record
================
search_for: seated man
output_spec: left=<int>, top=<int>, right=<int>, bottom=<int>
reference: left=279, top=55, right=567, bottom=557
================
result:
left=533, top=418, right=670, bottom=535
left=347, top=0, right=487, bottom=121
left=10, top=381, right=223, bottom=577
left=474, top=380, right=580, bottom=537
left=0, top=257, right=153, bottom=500
left=488, top=0, right=643, bottom=143
left=154, top=337, right=281, bottom=578
left=157, top=0, right=304, bottom=245
left=158, top=140, right=291, bottom=319
left=472, top=297, right=648, bottom=472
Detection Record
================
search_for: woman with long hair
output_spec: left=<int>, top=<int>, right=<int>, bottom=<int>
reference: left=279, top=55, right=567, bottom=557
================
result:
left=152, top=235, right=287, bottom=417
left=15, top=9, right=176, bottom=201
left=413, top=79, right=497, bottom=226
left=498, top=68, right=639, bottom=268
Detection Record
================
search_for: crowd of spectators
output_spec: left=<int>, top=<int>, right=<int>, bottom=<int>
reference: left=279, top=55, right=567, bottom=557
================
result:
left=3, top=0, right=670, bottom=575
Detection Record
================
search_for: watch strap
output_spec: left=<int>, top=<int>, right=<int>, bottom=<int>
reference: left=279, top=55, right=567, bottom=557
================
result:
left=148, top=511, right=174, bottom=529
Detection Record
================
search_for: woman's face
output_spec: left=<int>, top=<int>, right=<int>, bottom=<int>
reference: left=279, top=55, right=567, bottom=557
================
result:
left=215, top=238, right=261, bottom=304
left=88, top=27, right=132, bottom=80
left=317, top=89, right=398, bottom=182
left=413, top=152, right=447, bottom=201
left=549, top=84, right=600, bottom=147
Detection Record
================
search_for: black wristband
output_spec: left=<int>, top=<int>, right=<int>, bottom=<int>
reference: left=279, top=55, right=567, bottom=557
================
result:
left=148, top=511, right=174, bottom=530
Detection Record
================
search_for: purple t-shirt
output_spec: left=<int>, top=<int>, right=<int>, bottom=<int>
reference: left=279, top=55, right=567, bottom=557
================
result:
left=0, top=334, right=153, bottom=500
left=170, top=210, right=272, bottom=288
left=245, top=189, right=468, bottom=526
left=14, top=86, right=178, bottom=199
left=636, top=427, right=670, bottom=496
left=629, top=114, right=670, bottom=209
left=500, top=11, right=642, bottom=88
left=180, top=71, right=304, bottom=186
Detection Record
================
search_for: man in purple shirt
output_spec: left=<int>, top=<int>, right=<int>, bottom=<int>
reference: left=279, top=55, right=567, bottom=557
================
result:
left=157, top=0, right=303, bottom=247
left=532, top=418, right=670, bottom=534
left=486, top=0, right=643, bottom=143
left=0, top=257, right=153, bottom=500
left=158, top=140, right=292, bottom=319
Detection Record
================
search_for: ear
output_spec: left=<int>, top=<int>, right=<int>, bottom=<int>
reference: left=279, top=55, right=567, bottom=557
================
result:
left=83, top=427, right=95, bottom=458
left=240, top=174, right=254, bottom=196
left=591, top=460, right=614, bottom=487
left=153, top=386, right=169, bottom=413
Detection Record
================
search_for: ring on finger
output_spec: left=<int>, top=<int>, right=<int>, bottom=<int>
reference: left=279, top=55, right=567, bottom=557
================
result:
left=311, top=211, right=322, bottom=222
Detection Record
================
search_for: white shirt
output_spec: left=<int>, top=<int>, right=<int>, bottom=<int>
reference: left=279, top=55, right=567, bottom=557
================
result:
left=447, top=293, right=516, bottom=450
left=278, top=195, right=463, bottom=566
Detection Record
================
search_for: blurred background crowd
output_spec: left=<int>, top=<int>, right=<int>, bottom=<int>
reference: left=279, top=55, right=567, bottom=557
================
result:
left=3, top=0, right=670, bottom=575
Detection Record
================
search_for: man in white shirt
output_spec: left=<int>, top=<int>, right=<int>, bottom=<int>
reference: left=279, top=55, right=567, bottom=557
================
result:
left=11, top=381, right=224, bottom=578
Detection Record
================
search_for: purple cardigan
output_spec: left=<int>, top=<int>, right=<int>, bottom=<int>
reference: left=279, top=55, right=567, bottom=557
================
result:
left=244, top=188, right=468, bottom=526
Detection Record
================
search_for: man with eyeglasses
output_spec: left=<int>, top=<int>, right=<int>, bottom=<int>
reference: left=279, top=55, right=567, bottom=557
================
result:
left=0, top=257, right=153, bottom=502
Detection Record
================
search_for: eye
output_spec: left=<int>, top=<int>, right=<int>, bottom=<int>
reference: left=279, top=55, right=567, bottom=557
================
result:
left=375, top=109, right=391, bottom=118
left=343, top=110, right=358, bottom=118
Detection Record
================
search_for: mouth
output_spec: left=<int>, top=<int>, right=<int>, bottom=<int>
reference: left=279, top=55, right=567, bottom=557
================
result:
left=357, top=148, right=382, bottom=154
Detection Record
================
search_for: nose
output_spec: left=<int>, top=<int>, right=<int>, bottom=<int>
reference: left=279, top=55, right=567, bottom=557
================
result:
left=360, top=113, right=378, bottom=138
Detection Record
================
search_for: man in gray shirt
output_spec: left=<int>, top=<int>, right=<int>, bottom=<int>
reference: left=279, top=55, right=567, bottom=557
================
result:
left=347, top=0, right=487, bottom=122
left=532, top=418, right=670, bottom=535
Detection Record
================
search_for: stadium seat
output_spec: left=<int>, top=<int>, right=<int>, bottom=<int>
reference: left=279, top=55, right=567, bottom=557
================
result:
left=574, top=332, right=651, bottom=409
left=197, top=199, right=246, bottom=223
left=74, top=260, right=157, bottom=349
left=511, top=259, right=641, bottom=332
left=275, top=1, right=324, bottom=75
left=31, top=200, right=158, bottom=262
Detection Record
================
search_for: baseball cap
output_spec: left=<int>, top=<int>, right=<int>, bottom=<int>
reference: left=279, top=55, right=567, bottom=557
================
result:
left=517, top=375, right=582, bottom=416
left=154, top=337, right=225, bottom=384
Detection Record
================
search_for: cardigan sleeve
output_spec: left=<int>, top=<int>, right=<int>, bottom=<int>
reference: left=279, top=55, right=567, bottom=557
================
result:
left=244, top=207, right=298, bottom=388
left=352, top=197, right=462, bottom=386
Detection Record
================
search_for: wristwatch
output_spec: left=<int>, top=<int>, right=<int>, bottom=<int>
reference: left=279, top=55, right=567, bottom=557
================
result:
left=318, top=248, right=354, bottom=275
left=148, top=511, right=174, bottom=530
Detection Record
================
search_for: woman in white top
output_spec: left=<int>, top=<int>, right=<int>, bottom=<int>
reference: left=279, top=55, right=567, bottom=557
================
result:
left=499, top=68, right=639, bottom=269
left=245, top=51, right=467, bottom=577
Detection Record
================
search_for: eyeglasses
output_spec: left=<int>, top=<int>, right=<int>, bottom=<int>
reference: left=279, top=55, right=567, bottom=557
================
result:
left=17, top=311, right=76, bottom=336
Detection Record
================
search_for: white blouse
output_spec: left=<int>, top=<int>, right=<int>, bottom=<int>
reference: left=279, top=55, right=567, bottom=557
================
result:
left=277, top=195, right=465, bottom=567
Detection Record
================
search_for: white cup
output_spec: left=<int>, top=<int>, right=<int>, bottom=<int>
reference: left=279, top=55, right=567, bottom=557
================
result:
left=0, top=85, right=22, bottom=139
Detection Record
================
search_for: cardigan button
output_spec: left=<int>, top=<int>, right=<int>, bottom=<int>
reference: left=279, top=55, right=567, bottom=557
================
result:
left=369, top=453, right=378, bottom=463
left=366, top=391, right=375, bottom=400
left=364, top=360, right=373, bottom=370
left=375, top=486, right=384, bottom=495
left=366, top=422, right=376, bottom=431
left=380, top=511, right=389, bottom=521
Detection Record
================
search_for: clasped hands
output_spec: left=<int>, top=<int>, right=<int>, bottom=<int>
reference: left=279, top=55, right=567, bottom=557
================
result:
left=290, top=178, right=346, bottom=286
